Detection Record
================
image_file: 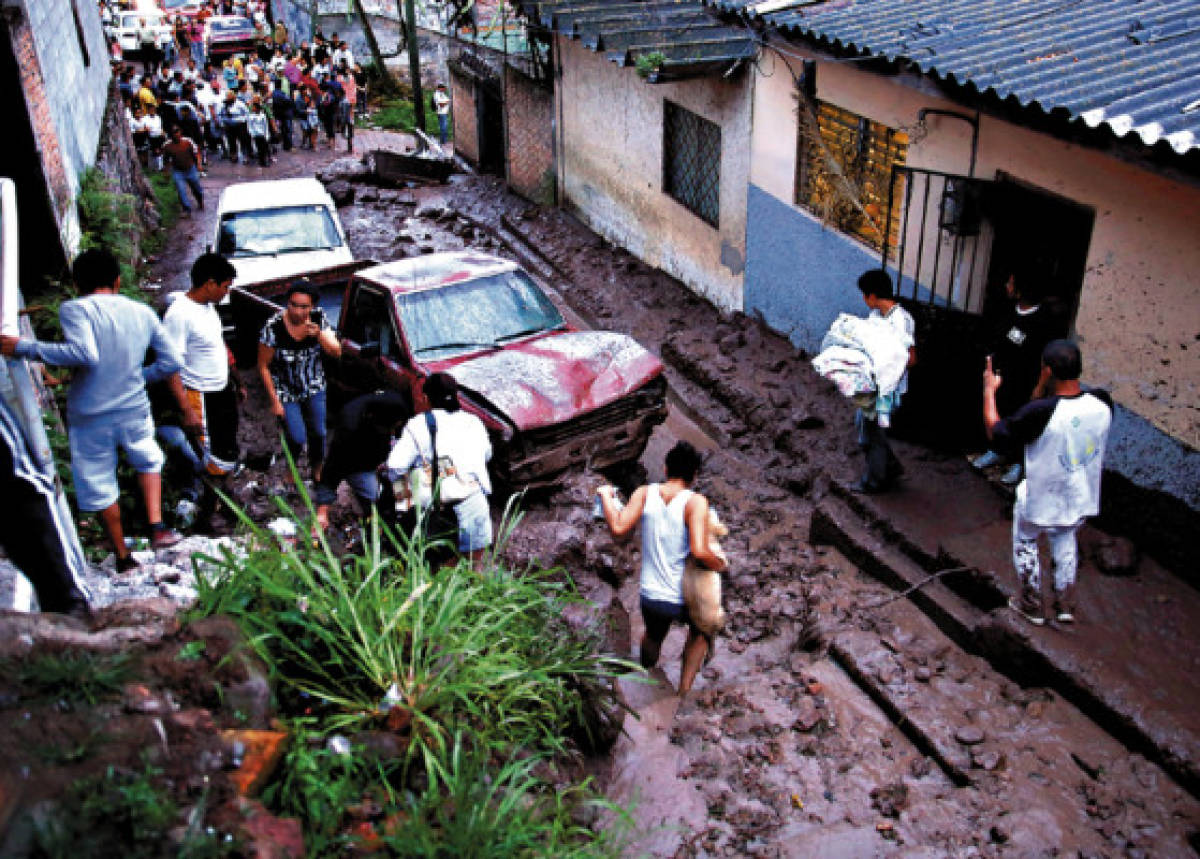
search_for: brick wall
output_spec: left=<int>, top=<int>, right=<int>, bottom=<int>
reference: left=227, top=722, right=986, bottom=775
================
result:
left=449, top=68, right=479, bottom=164
left=503, top=66, right=553, bottom=205
left=13, top=0, right=112, bottom=253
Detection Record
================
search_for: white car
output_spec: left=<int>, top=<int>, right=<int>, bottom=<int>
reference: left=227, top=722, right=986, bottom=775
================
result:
left=107, top=9, right=173, bottom=54
left=213, top=178, right=354, bottom=289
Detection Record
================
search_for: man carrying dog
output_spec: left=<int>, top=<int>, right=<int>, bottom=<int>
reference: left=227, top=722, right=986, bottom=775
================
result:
left=983, top=340, right=1112, bottom=625
left=597, top=441, right=727, bottom=696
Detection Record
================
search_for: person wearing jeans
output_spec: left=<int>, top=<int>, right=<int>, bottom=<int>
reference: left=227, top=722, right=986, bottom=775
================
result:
left=161, top=125, right=204, bottom=214
left=257, top=281, right=341, bottom=481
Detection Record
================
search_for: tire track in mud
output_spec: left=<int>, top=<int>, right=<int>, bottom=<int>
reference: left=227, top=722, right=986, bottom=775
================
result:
left=338, top=176, right=1200, bottom=855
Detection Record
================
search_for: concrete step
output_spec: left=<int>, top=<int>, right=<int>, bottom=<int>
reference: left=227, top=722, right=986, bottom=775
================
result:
left=811, top=494, right=1200, bottom=799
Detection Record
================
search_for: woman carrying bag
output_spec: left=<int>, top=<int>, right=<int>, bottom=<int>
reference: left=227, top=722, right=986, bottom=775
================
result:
left=387, top=373, right=492, bottom=567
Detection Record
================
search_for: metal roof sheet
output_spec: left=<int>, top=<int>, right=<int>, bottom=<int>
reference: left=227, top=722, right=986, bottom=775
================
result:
left=516, top=0, right=756, bottom=81
left=709, top=0, right=1200, bottom=154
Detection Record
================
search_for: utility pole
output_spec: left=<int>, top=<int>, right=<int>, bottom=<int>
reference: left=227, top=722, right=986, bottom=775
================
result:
left=405, top=0, right=426, bottom=134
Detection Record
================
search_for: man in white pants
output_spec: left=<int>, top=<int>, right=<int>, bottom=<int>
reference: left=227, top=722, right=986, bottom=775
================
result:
left=983, top=340, right=1112, bottom=625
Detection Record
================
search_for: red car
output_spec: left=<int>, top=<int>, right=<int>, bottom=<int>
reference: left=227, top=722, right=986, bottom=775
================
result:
left=205, top=15, right=259, bottom=60
left=231, top=252, right=669, bottom=485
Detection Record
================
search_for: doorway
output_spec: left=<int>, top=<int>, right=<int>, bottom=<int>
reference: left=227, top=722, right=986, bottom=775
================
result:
left=981, top=173, right=1095, bottom=334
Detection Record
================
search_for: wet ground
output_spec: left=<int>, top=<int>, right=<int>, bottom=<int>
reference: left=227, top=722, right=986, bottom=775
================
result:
left=119, top=132, right=1200, bottom=854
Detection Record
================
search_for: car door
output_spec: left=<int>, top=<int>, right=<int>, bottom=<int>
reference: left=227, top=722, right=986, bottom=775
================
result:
left=334, top=281, right=417, bottom=407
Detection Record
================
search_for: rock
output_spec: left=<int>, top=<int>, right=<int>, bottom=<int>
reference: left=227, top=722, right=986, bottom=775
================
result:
left=222, top=731, right=290, bottom=798
left=972, top=748, right=1004, bottom=771
left=910, top=756, right=932, bottom=778
left=326, top=180, right=355, bottom=207
left=954, top=725, right=985, bottom=746
left=792, top=697, right=821, bottom=732
left=869, top=783, right=908, bottom=818
left=169, top=708, right=216, bottom=735
left=223, top=672, right=272, bottom=728
left=914, top=665, right=932, bottom=682
left=357, top=186, right=380, bottom=203
left=353, top=731, right=409, bottom=762
left=989, top=824, right=1010, bottom=843
left=316, top=156, right=369, bottom=183
left=1094, top=535, right=1139, bottom=576
left=218, top=797, right=305, bottom=858
left=123, top=683, right=167, bottom=715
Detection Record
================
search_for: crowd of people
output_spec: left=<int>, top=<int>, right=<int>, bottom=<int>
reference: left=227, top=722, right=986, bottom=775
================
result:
left=112, top=5, right=366, bottom=206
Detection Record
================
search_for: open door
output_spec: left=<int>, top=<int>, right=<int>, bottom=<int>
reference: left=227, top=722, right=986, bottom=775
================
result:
left=880, top=166, right=1093, bottom=450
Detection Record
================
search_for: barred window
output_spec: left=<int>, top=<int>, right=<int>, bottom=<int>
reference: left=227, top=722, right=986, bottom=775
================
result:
left=796, top=101, right=907, bottom=253
left=663, top=101, right=721, bottom=228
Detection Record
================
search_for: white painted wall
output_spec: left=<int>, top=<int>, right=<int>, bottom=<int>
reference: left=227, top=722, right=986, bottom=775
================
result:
left=556, top=36, right=751, bottom=312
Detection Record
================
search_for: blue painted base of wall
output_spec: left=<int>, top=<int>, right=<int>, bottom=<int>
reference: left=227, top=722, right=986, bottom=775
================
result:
left=744, top=183, right=877, bottom=354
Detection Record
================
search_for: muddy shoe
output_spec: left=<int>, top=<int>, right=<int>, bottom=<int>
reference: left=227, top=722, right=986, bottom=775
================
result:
left=150, top=526, right=183, bottom=550
left=1008, top=587, right=1045, bottom=626
left=1053, top=585, right=1077, bottom=624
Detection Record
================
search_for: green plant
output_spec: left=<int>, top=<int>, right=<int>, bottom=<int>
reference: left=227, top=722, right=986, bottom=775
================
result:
left=635, top=51, right=667, bottom=79
left=145, top=170, right=183, bottom=254
left=360, top=93, right=444, bottom=137
left=176, top=640, right=207, bottom=662
left=382, top=731, right=629, bottom=857
left=76, top=168, right=141, bottom=291
left=188, top=474, right=634, bottom=852
left=14, top=651, right=134, bottom=707
left=34, top=760, right=179, bottom=858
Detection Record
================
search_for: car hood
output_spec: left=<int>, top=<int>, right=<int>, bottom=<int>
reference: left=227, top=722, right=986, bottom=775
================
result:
left=228, top=247, right=353, bottom=288
left=446, top=332, right=663, bottom=431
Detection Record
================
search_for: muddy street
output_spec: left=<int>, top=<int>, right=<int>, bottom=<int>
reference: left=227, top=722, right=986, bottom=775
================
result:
left=143, top=136, right=1200, bottom=856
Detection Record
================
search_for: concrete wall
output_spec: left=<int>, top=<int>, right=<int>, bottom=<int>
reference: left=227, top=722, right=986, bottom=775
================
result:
left=743, top=46, right=1200, bottom=544
left=503, top=66, right=553, bottom=204
left=556, top=36, right=750, bottom=312
left=449, top=67, right=480, bottom=164
left=11, top=0, right=111, bottom=254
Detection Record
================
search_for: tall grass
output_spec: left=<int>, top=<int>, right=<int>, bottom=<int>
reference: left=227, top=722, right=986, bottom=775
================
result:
left=189, top=491, right=632, bottom=854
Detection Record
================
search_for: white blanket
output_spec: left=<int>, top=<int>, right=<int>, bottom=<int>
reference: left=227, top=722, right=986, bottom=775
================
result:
left=812, top=313, right=910, bottom=399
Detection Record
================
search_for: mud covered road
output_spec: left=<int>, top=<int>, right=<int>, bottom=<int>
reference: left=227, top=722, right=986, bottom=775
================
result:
left=151, top=139, right=1199, bottom=856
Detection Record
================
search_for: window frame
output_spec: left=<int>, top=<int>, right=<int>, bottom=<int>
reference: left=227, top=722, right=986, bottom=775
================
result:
left=662, top=100, right=722, bottom=229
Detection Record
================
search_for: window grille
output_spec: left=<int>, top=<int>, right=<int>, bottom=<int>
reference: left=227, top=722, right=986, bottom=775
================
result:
left=796, top=101, right=907, bottom=253
left=663, top=101, right=721, bottom=228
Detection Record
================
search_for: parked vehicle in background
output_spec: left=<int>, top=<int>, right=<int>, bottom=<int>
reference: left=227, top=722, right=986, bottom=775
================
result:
left=230, top=252, right=670, bottom=485
left=213, top=178, right=354, bottom=290
left=204, top=15, right=259, bottom=61
left=162, top=0, right=206, bottom=21
left=107, top=9, right=173, bottom=54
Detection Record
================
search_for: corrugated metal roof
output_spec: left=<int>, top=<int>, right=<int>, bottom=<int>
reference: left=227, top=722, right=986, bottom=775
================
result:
left=708, top=0, right=1200, bottom=154
left=515, top=0, right=756, bottom=82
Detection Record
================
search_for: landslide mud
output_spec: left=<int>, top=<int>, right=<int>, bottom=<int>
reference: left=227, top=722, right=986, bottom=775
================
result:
left=146, top=143, right=1199, bottom=855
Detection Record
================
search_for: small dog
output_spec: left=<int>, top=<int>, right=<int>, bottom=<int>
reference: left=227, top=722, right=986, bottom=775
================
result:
left=683, top=508, right=728, bottom=637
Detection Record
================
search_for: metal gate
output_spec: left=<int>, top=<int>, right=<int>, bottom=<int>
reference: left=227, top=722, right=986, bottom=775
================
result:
left=880, top=165, right=1000, bottom=450
left=883, top=166, right=995, bottom=316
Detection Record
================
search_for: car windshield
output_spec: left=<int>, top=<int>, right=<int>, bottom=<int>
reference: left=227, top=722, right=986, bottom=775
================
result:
left=217, top=205, right=342, bottom=257
left=397, top=270, right=565, bottom=359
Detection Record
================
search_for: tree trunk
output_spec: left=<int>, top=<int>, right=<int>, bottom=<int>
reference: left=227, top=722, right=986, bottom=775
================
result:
left=353, top=0, right=398, bottom=93
left=404, top=0, right=426, bottom=133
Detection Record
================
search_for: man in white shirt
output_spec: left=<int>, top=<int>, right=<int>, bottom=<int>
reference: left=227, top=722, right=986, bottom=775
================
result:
left=854, top=269, right=915, bottom=493
left=433, top=82, right=451, bottom=144
left=387, top=372, right=492, bottom=565
left=163, top=253, right=244, bottom=479
left=984, top=340, right=1112, bottom=625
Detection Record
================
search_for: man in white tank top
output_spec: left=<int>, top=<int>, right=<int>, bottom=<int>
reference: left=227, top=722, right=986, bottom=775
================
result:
left=597, top=442, right=727, bottom=695
left=984, top=340, right=1113, bottom=626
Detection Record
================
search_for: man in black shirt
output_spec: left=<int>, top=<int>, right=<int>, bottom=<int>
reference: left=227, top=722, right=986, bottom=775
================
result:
left=972, top=270, right=1067, bottom=484
left=314, top=390, right=413, bottom=533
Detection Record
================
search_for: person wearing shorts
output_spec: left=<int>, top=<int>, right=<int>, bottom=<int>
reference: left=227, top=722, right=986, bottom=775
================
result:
left=597, top=441, right=727, bottom=696
left=1, top=249, right=195, bottom=572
